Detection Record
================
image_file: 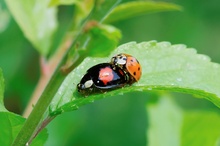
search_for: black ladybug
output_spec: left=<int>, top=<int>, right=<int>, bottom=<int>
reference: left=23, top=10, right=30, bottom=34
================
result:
left=77, top=63, right=129, bottom=94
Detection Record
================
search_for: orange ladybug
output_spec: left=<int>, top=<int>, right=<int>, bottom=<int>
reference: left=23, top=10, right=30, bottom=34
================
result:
left=110, top=53, right=142, bottom=84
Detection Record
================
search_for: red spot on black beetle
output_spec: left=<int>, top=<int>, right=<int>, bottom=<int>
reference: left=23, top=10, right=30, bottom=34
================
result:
left=99, top=67, right=114, bottom=85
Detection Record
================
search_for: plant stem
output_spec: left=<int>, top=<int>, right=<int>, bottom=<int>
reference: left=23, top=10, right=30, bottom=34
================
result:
left=12, top=67, right=66, bottom=146
left=22, top=57, right=52, bottom=118
left=23, top=35, right=73, bottom=118
left=27, top=116, right=56, bottom=145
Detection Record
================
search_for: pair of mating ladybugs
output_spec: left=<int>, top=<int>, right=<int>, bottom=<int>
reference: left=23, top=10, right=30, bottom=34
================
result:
left=77, top=53, right=142, bottom=95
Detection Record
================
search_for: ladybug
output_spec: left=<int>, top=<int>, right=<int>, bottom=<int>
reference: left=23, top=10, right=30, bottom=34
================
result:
left=110, top=53, right=142, bottom=84
left=77, top=63, right=129, bottom=94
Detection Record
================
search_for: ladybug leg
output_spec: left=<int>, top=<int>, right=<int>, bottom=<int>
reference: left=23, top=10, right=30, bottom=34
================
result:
left=99, top=89, right=107, bottom=94
left=89, top=87, right=93, bottom=92
left=81, top=87, right=93, bottom=97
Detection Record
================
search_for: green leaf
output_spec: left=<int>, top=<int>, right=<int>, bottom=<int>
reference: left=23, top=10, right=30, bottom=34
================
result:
left=49, top=41, right=220, bottom=116
left=5, top=0, right=58, bottom=56
left=48, top=0, right=78, bottom=6
left=0, top=68, right=6, bottom=112
left=0, top=112, right=25, bottom=146
left=181, top=111, right=220, bottom=146
left=147, top=95, right=182, bottom=146
left=104, top=1, right=182, bottom=23
left=0, top=5, right=10, bottom=33
left=48, top=0, right=94, bottom=29
left=31, top=128, right=48, bottom=146
left=0, top=68, right=48, bottom=145
left=147, top=95, right=220, bottom=146
left=0, top=112, right=48, bottom=146
left=90, top=0, right=122, bottom=22
left=80, top=24, right=121, bottom=57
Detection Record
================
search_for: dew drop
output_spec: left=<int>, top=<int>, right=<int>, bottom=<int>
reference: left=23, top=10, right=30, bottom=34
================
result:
left=197, top=55, right=210, bottom=61
left=147, top=87, right=152, bottom=90
left=213, top=63, right=220, bottom=69
left=176, top=78, right=182, bottom=82
left=187, top=48, right=197, bottom=54
left=170, top=83, right=175, bottom=86
left=186, top=63, right=195, bottom=70
left=174, top=44, right=186, bottom=51
left=158, top=42, right=171, bottom=48
left=109, top=93, right=114, bottom=96
left=118, top=92, right=124, bottom=95
left=80, top=65, right=85, bottom=70
left=71, top=104, right=76, bottom=108
left=71, top=97, right=76, bottom=101
left=136, top=88, right=143, bottom=91
left=58, top=90, right=62, bottom=95
left=89, top=99, right=94, bottom=103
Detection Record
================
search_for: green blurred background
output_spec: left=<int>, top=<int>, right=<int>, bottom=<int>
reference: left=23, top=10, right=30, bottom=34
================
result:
left=0, top=0, right=220, bottom=145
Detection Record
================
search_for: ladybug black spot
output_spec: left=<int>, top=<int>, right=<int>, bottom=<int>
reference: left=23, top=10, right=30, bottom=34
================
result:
left=138, top=67, right=140, bottom=71
left=133, top=72, right=136, bottom=76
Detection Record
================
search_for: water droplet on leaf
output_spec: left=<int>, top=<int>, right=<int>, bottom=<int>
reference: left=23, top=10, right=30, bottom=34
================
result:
left=197, top=55, right=210, bottom=61
left=174, top=44, right=186, bottom=51
left=136, top=88, right=143, bottom=91
left=118, top=92, right=124, bottom=95
left=176, top=78, right=182, bottom=82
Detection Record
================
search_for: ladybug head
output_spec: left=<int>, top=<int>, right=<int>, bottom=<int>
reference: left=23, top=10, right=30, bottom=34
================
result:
left=77, top=80, right=94, bottom=92
left=111, top=53, right=127, bottom=66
